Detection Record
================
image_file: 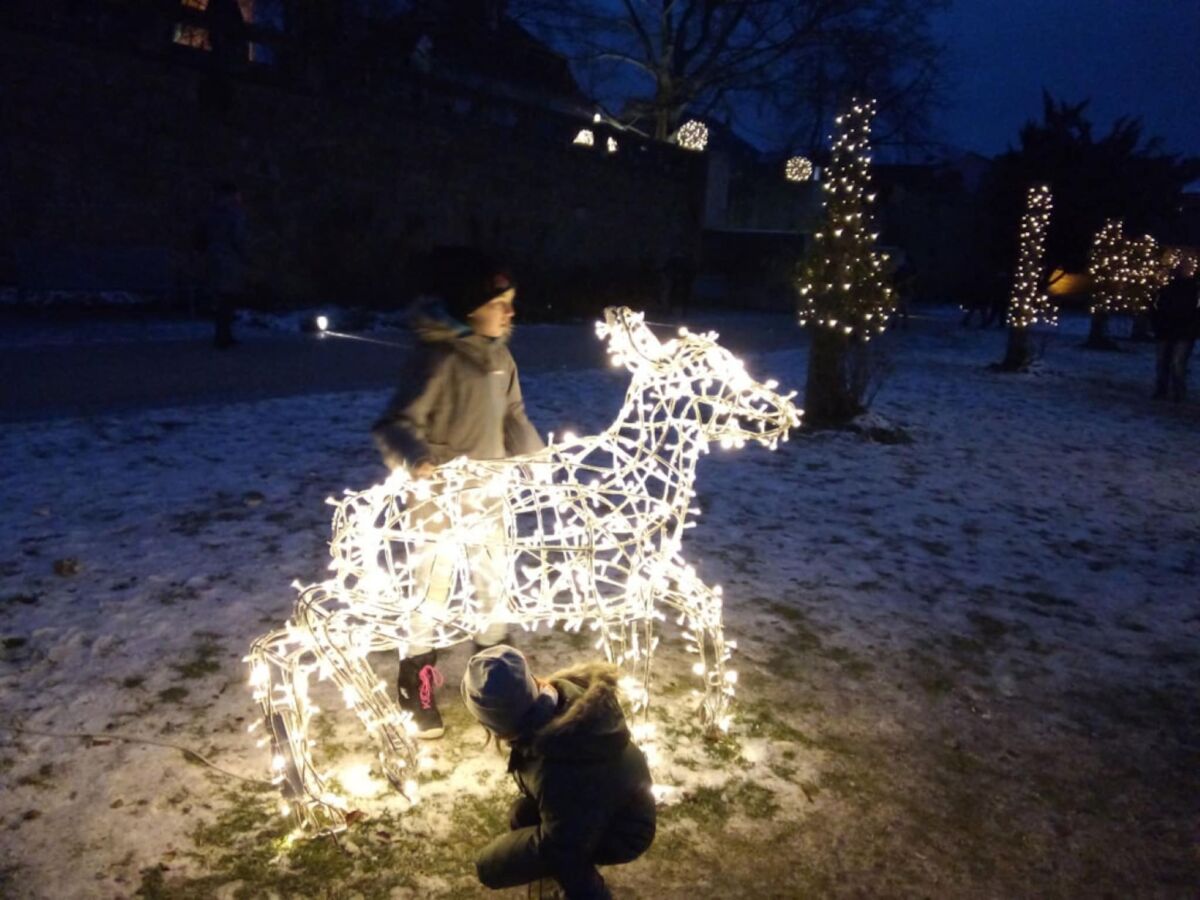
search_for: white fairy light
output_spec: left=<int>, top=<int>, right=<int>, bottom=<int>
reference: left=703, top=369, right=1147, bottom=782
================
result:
left=795, top=99, right=894, bottom=336
left=676, top=119, right=709, bottom=152
left=248, top=307, right=801, bottom=830
left=1007, top=184, right=1056, bottom=329
left=1089, top=219, right=1164, bottom=316
left=573, top=129, right=594, bottom=147
left=606, top=136, right=619, bottom=154
left=785, top=156, right=813, bottom=182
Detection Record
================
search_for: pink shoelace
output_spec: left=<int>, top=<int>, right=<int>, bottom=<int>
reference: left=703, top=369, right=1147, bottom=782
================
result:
left=418, top=665, right=444, bottom=710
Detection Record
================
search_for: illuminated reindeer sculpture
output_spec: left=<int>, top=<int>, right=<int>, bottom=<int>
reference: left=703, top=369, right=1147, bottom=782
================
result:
left=248, top=308, right=800, bottom=829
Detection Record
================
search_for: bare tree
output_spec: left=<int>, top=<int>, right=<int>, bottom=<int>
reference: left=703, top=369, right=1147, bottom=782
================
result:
left=510, top=0, right=946, bottom=152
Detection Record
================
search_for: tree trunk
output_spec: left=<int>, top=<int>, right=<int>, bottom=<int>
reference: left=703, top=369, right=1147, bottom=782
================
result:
left=1084, top=310, right=1119, bottom=350
left=804, top=328, right=863, bottom=426
left=998, top=324, right=1031, bottom=371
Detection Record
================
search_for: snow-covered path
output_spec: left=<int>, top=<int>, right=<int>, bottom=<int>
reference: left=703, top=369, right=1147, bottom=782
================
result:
left=1, top=309, right=1197, bottom=898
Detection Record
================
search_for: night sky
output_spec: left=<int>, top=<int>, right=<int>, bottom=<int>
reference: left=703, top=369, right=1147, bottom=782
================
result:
left=932, top=0, right=1200, bottom=158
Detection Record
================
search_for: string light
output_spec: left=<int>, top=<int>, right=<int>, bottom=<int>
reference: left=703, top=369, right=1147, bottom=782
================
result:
left=247, top=308, right=802, bottom=830
left=1088, top=220, right=1164, bottom=316
left=573, top=129, right=594, bottom=147
left=1006, top=184, right=1056, bottom=329
left=606, top=136, right=619, bottom=154
left=676, top=119, right=709, bottom=152
left=795, top=99, right=894, bottom=337
left=785, top=156, right=814, bottom=183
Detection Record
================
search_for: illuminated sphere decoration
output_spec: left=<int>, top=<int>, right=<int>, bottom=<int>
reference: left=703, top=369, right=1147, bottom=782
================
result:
left=248, top=308, right=801, bottom=832
left=785, top=156, right=814, bottom=182
left=676, top=119, right=709, bottom=152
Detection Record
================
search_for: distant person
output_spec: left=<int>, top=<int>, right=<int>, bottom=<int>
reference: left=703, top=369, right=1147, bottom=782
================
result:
left=891, top=253, right=916, bottom=329
left=463, top=645, right=656, bottom=899
left=372, top=247, right=545, bottom=738
left=981, top=267, right=1010, bottom=329
left=1151, top=255, right=1200, bottom=402
left=200, top=180, right=249, bottom=349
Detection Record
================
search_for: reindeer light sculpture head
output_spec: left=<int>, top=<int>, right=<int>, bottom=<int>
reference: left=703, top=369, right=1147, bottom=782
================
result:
left=599, top=308, right=797, bottom=452
left=248, top=308, right=801, bottom=832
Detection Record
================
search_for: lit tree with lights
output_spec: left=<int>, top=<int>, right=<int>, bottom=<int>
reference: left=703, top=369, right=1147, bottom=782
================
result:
left=1124, top=232, right=1166, bottom=318
left=998, top=184, right=1054, bottom=371
left=1086, top=220, right=1165, bottom=349
left=796, top=97, right=895, bottom=425
left=1085, top=218, right=1126, bottom=350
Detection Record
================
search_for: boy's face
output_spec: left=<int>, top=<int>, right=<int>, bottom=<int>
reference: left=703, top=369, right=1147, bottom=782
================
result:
left=468, top=289, right=516, bottom=338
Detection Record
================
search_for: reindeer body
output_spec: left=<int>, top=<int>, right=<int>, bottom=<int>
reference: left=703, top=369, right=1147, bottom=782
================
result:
left=248, top=308, right=799, bottom=830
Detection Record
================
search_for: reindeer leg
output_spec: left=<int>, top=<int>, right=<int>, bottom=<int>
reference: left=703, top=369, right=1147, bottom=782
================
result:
left=657, top=567, right=735, bottom=734
left=294, top=587, right=423, bottom=804
left=248, top=610, right=345, bottom=832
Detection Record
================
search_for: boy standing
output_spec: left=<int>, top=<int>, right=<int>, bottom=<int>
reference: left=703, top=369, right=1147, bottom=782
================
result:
left=373, top=247, right=544, bottom=737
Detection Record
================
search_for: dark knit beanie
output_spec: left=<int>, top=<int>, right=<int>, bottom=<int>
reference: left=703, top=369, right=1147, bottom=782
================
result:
left=461, top=645, right=557, bottom=737
left=415, top=246, right=516, bottom=322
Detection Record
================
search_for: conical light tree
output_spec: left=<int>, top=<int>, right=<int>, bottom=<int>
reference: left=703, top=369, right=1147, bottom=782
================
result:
left=796, top=97, right=896, bottom=425
left=999, top=183, right=1054, bottom=371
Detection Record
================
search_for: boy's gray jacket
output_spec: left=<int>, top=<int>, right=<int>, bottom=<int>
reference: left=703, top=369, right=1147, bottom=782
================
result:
left=475, top=663, right=657, bottom=898
left=372, top=308, right=544, bottom=467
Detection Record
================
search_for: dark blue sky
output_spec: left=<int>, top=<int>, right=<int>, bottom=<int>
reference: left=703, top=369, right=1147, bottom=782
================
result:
left=932, top=0, right=1200, bottom=157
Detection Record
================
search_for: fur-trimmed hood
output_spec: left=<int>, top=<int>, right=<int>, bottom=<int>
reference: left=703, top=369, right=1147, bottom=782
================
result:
left=408, top=296, right=511, bottom=372
left=523, top=662, right=630, bottom=762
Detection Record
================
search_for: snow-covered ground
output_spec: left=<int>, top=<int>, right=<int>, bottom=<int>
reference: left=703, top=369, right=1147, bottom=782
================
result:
left=1, top=308, right=1197, bottom=898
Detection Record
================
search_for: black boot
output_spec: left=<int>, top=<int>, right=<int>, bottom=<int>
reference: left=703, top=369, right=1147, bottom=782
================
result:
left=398, top=650, right=444, bottom=739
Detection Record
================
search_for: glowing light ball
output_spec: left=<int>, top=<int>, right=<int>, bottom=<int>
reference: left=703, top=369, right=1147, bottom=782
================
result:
left=248, top=307, right=801, bottom=830
left=676, top=119, right=709, bottom=152
left=573, top=129, right=595, bottom=147
left=785, top=156, right=814, bottom=182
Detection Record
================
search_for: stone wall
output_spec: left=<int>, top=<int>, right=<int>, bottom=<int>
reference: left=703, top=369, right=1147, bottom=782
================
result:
left=0, top=19, right=705, bottom=316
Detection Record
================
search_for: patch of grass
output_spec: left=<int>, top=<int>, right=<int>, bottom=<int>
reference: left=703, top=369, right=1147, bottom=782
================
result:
left=966, top=611, right=1010, bottom=642
left=738, top=699, right=807, bottom=743
left=157, top=686, right=189, bottom=704
left=1021, top=589, right=1076, bottom=608
left=729, top=780, right=780, bottom=819
left=122, top=675, right=145, bottom=689
left=699, top=732, right=744, bottom=765
left=171, top=635, right=223, bottom=680
left=143, top=783, right=514, bottom=898
left=761, top=600, right=824, bottom=651
left=154, top=580, right=204, bottom=606
left=15, top=763, right=54, bottom=788
left=907, top=650, right=956, bottom=697
left=822, top=645, right=875, bottom=679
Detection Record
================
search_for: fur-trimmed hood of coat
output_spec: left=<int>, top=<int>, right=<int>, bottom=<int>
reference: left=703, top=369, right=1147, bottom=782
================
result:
left=525, top=662, right=631, bottom=762
left=408, top=296, right=511, bottom=372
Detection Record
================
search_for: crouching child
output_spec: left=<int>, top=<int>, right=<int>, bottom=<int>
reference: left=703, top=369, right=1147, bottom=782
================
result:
left=461, top=646, right=657, bottom=899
